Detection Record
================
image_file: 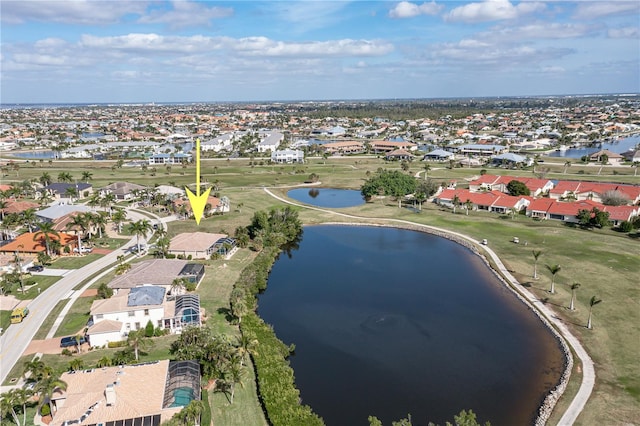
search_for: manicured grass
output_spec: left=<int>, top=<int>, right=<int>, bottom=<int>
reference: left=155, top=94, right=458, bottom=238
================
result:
left=0, top=310, right=12, bottom=331
left=54, top=295, right=94, bottom=338
left=8, top=275, right=62, bottom=300
left=51, top=254, right=103, bottom=269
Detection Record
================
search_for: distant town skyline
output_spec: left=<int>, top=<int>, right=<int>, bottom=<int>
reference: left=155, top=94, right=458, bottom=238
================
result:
left=1, top=0, right=639, bottom=104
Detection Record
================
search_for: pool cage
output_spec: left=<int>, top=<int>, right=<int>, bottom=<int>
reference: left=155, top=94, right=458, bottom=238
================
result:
left=175, top=294, right=201, bottom=327
left=162, top=360, right=201, bottom=409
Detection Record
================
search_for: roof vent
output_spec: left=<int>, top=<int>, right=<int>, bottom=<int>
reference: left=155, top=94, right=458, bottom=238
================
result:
left=105, top=384, right=116, bottom=406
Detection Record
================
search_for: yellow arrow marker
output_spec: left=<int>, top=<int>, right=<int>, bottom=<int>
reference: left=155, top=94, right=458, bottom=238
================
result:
left=185, top=138, right=212, bottom=225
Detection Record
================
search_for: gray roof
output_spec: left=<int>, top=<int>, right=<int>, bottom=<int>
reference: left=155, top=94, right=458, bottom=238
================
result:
left=128, top=286, right=166, bottom=306
left=424, top=149, right=454, bottom=158
left=492, top=153, right=528, bottom=162
left=36, top=204, right=92, bottom=221
left=109, top=259, right=189, bottom=289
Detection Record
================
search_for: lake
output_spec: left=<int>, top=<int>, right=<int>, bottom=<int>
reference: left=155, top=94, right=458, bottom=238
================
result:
left=287, top=188, right=365, bottom=208
left=547, top=135, right=639, bottom=158
left=258, top=225, right=565, bottom=426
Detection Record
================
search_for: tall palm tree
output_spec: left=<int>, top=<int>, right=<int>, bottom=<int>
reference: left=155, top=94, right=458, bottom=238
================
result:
left=587, top=296, right=602, bottom=329
left=81, top=171, right=93, bottom=182
left=34, top=373, right=67, bottom=418
left=33, top=222, right=60, bottom=257
left=423, top=163, right=431, bottom=180
left=0, top=199, right=7, bottom=222
left=464, top=199, right=472, bottom=216
left=128, top=219, right=152, bottom=254
left=532, top=250, right=543, bottom=279
left=66, top=214, right=87, bottom=253
left=100, top=192, right=117, bottom=218
left=21, top=209, right=38, bottom=233
left=569, top=282, right=581, bottom=310
left=111, top=208, right=127, bottom=233
left=39, top=172, right=52, bottom=187
left=452, top=194, right=460, bottom=214
left=127, top=329, right=152, bottom=361
left=91, top=212, right=107, bottom=239
left=545, top=263, right=561, bottom=294
left=1, top=388, right=31, bottom=426
left=563, top=161, right=571, bottom=174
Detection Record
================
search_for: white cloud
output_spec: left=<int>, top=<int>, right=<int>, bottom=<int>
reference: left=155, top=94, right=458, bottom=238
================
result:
left=542, top=66, right=565, bottom=73
left=478, top=23, right=601, bottom=41
left=445, top=0, right=546, bottom=23
left=1, top=0, right=148, bottom=25
left=388, top=1, right=443, bottom=19
left=607, top=27, right=639, bottom=39
left=77, top=34, right=393, bottom=58
left=573, top=1, right=640, bottom=20
left=137, top=1, right=233, bottom=30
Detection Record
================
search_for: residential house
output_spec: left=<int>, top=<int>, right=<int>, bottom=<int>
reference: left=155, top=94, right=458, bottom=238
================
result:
left=44, top=183, right=93, bottom=200
left=469, top=175, right=554, bottom=197
left=0, top=231, right=77, bottom=255
left=321, top=141, right=365, bottom=155
left=423, top=149, right=454, bottom=161
left=168, top=232, right=231, bottom=259
left=101, top=182, right=147, bottom=201
left=385, top=149, right=415, bottom=161
left=36, top=204, right=92, bottom=223
left=271, top=149, right=305, bottom=163
left=257, top=130, right=284, bottom=153
left=491, top=153, right=532, bottom=167
left=549, top=181, right=640, bottom=204
left=589, top=149, right=623, bottom=165
left=148, top=152, right=192, bottom=165
left=87, top=285, right=201, bottom=346
left=369, top=140, right=417, bottom=154
left=108, top=259, right=189, bottom=290
left=457, top=144, right=507, bottom=156
left=49, top=360, right=200, bottom=426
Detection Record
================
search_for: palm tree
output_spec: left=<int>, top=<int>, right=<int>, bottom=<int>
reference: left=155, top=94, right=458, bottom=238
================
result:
left=34, top=373, right=67, bottom=418
left=100, top=192, right=117, bottom=218
left=81, top=171, right=93, bottom=182
left=127, top=329, right=152, bottom=361
left=532, top=250, right=543, bottom=279
left=96, top=356, right=112, bottom=368
left=68, top=358, right=84, bottom=371
left=57, top=172, right=73, bottom=183
left=111, top=208, right=127, bottom=233
left=21, top=208, right=38, bottom=233
left=452, top=194, right=460, bottom=214
left=39, top=172, right=52, bottom=187
left=633, top=161, right=639, bottom=177
left=563, top=161, right=571, bottom=174
left=33, top=222, right=60, bottom=257
left=1, top=388, right=31, bottom=426
left=423, top=163, right=431, bottom=180
left=464, top=199, right=472, bottom=216
left=587, top=296, right=602, bottom=329
left=66, top=214, right=87, bottom=253
left=128, top=219, right=152, bottom=254
left=545, top=264, right=561, bottom=294
left=569, top=282, right=581, bottom=310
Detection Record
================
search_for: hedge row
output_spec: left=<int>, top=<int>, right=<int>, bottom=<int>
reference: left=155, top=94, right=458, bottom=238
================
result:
left=235, top=248, right=324, bottom=426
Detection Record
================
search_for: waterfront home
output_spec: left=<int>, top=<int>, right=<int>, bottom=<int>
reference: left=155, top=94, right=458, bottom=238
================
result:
left=168, top=232, right=234, bottom=259
left=108, top=259, right=190, bottom=289
left=589, top=149, right=623, bottom=165
left=49, top=360, right=200, bottom=426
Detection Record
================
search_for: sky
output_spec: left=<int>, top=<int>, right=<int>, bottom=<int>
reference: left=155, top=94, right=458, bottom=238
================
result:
left=1, top=0, right=639, bottom=103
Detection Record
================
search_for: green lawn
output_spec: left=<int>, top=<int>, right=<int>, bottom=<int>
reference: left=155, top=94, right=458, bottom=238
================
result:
left=51, top=253, right=103, bottom=269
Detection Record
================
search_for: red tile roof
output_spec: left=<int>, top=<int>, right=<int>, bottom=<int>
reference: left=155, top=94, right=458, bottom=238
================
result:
left=0, top=232, right=77, bottom=253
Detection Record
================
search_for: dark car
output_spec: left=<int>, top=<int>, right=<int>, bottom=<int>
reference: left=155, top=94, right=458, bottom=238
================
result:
left=27, top=265, right=44, bottom=273
left=60, top=335, right=86, bottom=348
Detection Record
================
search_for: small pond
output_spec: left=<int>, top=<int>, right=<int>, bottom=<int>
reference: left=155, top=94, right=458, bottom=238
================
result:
left=287, top=188, right=365, bottom=208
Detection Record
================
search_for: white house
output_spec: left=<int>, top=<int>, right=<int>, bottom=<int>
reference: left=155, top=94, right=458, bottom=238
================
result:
left=87, top=285, right=201, bottom=347
left=201, top=133, right=235, bottom=152
left=257, top=130, right=284, bottom=153
left=271, top=149, right=304, bottom=163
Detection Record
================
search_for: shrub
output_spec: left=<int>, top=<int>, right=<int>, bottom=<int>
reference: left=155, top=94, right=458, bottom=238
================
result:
left=107, top=340, right=127, bottom=348
left=166, top=253, right=176, bottom=259
left=619, top=221, right=633, bottom=233
left=61, top=348, right=73, bottom=356
left=40, top=404, right=51, bottom=416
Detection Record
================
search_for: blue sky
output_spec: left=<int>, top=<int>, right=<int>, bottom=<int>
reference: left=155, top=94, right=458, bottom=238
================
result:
left=1, top=0, right=639, bottom=103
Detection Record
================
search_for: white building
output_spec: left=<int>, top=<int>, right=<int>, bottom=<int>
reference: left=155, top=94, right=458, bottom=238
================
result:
left=87, top=285, right=201, bottom=347
left=271, top=149, right=304, bottom=163
left=257, top=130, right=284, bottom=153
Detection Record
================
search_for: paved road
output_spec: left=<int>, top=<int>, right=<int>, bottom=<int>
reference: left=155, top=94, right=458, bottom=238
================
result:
left=0, top=209, right=162, bottom=384
left=263, top=187, right=594, bottom=426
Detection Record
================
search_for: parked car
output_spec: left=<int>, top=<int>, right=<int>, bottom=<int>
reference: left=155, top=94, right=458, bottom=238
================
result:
left=27, top=265, right=44, bottom=273
left=60, top=335, right=86, bottom=348
left=73, top=246, right=93, bottom=253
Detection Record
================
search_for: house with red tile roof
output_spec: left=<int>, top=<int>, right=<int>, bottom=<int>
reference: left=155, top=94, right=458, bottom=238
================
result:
left=0, top=231, right=77, bottom=254
left=549, top=180, right=640, bottom=204
left=469, top=174, right=553, bottom=197
left=436, top=189, right=529, bottom=214
left=602, top=205, right=640, bottom=226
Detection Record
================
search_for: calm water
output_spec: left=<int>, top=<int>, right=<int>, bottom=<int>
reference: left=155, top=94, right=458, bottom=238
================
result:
left=287, top=188, right=365, bottom=208
left=10, top=151, right=56, bottom=159
left=548, top=135, right=639, bottom=158
left=258, top=226, right=565, bottom=426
